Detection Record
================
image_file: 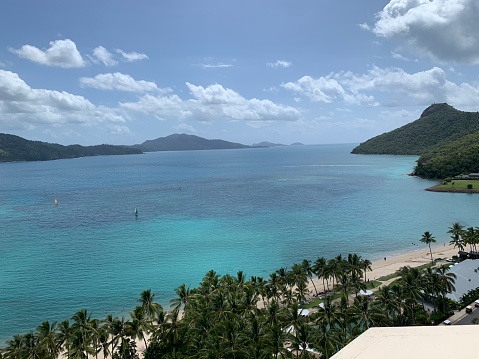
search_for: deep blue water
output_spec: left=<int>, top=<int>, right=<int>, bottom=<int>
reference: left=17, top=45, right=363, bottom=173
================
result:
left=1, top=144, right=478, bottom=342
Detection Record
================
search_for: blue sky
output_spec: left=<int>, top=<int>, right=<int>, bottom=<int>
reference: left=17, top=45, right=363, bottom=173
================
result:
left=1, top=0, right=478, bottom=146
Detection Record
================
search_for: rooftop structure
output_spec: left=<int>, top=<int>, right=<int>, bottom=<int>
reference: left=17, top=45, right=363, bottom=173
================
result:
left=445, top=259, right=479, bottom=301
left=331, top=326, right=479, bottom=359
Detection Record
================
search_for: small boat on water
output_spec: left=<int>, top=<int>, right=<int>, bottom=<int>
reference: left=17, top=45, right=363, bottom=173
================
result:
left=134, top=208, right=138, bottom=217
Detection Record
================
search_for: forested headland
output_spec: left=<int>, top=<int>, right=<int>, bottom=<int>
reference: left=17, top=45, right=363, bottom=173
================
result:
left=0, top=134, right=142, bottom=162
left=351, top=104, right=479, bottom=179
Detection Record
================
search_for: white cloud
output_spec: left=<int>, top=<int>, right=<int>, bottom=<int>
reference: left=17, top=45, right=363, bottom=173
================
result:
left=371, top=0, right=479, bottom=63
left=79, top=73, right=161, bottom=92
left=201, top=63, right=234, bottom=68
left=116, top=49, right=149, bottom=62
left=9, top=39, right=85, bottom=68
left=0, top=70, right=125, bottom=131
left=267, top=60, right=292, bottom=68
left=109, top=124, right=131, bottom=135
left=175, top=123, right=197, bottom=133
left=282, top=66, right=479, bottom=108
left=120, top=82, right=301, bottom=123
left=91, top=46, right=118, bottom=67
left=282, top=75, right=377, bottom=105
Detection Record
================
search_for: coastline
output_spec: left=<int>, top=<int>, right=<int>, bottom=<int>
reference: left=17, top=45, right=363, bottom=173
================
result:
left=307, top=242, right=458, bottom=295
left=425, top=185, right=479, bottom=193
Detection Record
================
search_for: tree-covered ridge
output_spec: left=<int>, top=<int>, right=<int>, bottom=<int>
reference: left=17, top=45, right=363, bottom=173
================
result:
left=413, top=130, right=479, bottom=179
left=351, top=104, right=479, bottom=155
left=0, top=134, right=142, bottom=162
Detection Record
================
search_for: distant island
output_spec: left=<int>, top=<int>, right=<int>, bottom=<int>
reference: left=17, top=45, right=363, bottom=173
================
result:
left=252, top=141, right=304, bottom=147
left=132, top=133, right=250, bottom=152
left=0, top=133, right=142, bottom=163
left=0, top=133, right=306, bottom=163
left=352, top=103, right=479, bottom=179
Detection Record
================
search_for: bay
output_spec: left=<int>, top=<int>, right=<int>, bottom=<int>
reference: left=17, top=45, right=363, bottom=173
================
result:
left=0, top=144, right=477, bottom=343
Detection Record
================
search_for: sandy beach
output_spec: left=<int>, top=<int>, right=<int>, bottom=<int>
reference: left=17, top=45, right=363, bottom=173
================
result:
left=306, top=242, right=459, bottom=296
left=369, top=242, right=457, bottom=280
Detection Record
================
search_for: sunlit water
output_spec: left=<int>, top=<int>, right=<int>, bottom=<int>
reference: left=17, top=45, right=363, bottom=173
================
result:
left=1, top=144, right=477, bottom=343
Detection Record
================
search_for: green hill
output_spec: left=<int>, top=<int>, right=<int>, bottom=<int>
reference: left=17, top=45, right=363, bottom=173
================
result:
left=414, top=130, right=479, bottom=179
left=0, top=133, right=142, bottom=162
left=133, top=133, right=250, bottom=152
left=351, top=104, right=479, bottom=179
left=351, top=104, right=479, bottom=155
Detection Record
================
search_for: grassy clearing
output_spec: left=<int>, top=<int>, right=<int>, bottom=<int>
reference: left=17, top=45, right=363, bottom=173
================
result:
left=436, top=179, right=479, bottom=190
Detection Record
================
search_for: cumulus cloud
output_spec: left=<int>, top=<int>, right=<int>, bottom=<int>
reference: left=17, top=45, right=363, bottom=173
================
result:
left=9, top=39, right=85, bottom=68
left=120, top=82, right=301, bottom=123
left=371, top=0, right=479, bottom=63
left=116, top=49, right=149, bottom=62
left=79, top=73, right=161, bottom=92
left=267, top=60, right=292, bottom=68
left=282, top=66, right=479, bottom=108
left=0, top=70, right=125, bottom=130
left=91, top=46, right=118, bottom=67
left=282, top=75, right=376, bottom=106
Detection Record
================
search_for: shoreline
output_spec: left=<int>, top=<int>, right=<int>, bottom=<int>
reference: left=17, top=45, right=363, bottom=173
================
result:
left=307, top=242, right=458, bottom=295
left=426, top=185, right=479, bottom=194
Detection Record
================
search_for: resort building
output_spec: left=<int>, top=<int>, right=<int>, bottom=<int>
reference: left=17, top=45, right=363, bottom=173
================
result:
left=445, top=259, right=479, bottom=302
left=330, top=326, right=479, bottom=358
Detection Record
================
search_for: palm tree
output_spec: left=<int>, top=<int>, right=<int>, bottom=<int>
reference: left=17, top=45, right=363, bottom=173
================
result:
left=464, top=227, right=478, bottom=253
left=37, top=321, right=60, bottom=359
left=138, top=289, right=162, bottom=320
left=349, top=296, right=388, bottom=330
left=434, top=265, right=457, bottom=312
left=291, top=323, right=316, bottom=359
left=129, top=306, right=152, bottom=350
left=313, top=256, right=328, bottom=294
left=448, top=222, right=465, bottom=251
left=301, top=259, right=318, bottom=296
left=375, top=286, right=400, bottom=322
left=240, top=315, right=268, bottom=359
left=397, top=266, right=424, bottom=324
left=361, top=259, right=372, bottom=283
left=23, top=331, right=43, bottom=359
left=170, top=283, right=191, bottom=312
left=4, top=334, right=24, bottom=359
left=57, top=319, right=72, bottom=359
left=70, top=309, right=95, bottom=359
left=420, top=231, right=436, bottom=262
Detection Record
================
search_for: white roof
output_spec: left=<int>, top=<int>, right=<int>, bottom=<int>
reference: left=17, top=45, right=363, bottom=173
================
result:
left=445, top=259, right=479, bottom=301
left=331, top=326, right=479, bottom=359
left=297, top=308, right=310, bottom=316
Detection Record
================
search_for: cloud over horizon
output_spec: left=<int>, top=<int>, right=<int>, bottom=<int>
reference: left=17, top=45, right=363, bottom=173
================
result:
left=0, top=70, right=125, bottom=130
left=282, top=66, right=479, bottom=109
left=121, top=82, right=302, bottom=123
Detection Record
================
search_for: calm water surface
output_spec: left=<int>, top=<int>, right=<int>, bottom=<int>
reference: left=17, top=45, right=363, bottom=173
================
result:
left=0, top=144, right=477, bottom=342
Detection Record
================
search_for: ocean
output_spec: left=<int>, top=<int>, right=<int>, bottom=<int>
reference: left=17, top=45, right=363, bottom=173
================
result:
left=0, top=143, right=477, bottom=342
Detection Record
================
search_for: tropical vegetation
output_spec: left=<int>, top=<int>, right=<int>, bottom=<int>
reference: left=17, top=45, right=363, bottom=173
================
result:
left=1, top=228, right=463, bottom=359
left=351, top=103, right=479, bottom=179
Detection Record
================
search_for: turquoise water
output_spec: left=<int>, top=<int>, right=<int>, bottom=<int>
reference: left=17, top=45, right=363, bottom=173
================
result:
left=1, top=144, right=478, bottom=342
